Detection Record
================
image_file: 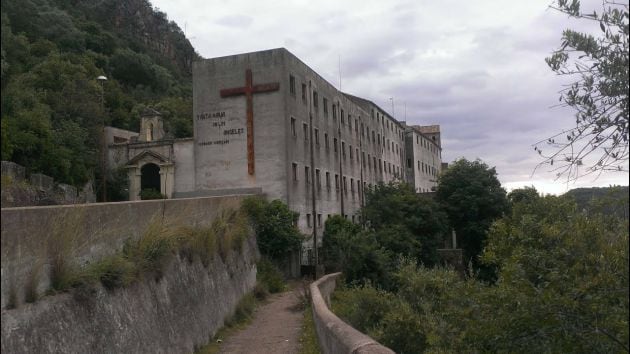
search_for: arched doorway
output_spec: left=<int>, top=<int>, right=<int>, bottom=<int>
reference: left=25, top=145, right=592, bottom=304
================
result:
left=140, top=163, right=161, bottom=194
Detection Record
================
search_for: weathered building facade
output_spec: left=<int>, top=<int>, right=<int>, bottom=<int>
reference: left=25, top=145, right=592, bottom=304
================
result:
left=405, top=125, right=443, bottom=193
left=107, top=48, right=442, bottom=264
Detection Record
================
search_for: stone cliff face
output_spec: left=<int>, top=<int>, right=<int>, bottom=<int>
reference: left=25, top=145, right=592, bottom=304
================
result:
left=75, top=0, right=200, bottom=75
left=1, top=234, right=258, bottom=354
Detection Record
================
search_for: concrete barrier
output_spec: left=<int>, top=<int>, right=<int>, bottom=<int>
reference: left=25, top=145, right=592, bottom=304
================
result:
left=1, top=194, right=256, bottom=309
left=310, top=273, right=395, bottom=354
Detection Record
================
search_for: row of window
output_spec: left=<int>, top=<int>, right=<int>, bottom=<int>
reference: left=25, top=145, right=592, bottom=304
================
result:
left=304, top=213, right=359, bottom=228
left=289, top=74, right=404, bottom=142
left=292, top=163, right=383, bottom=195
left=290, top=118, right=403, bottom=159
left=417, top=160, right=438, bottom=177
left=370, top=108, right=404, bottom=139
left=416, top=135, right=439, bottom=153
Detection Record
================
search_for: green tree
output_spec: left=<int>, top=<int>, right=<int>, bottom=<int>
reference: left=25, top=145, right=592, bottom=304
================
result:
left=321, top=215, right=392, bottom=287
left=507, top=185, right=540, bottom=205
left=242, top=197, right=303, bottom=263
left=436, top=158, right=508, bottom=273
left=362, top=181, right=448, bottom=266
left=478, top=195, right=629, bottom=352
left=537, top=0, right=629, bottom=180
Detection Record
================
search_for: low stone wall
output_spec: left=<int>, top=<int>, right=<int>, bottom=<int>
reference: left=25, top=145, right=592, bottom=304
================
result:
left=1, top=195, right=255, bottom=309
left=310, top=273, right=395, bottom=354
left=1, top=233, right=258, bottom=354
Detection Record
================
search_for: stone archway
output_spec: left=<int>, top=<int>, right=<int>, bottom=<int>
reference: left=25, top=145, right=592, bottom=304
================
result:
left=140, top=163, right=161, bottom=193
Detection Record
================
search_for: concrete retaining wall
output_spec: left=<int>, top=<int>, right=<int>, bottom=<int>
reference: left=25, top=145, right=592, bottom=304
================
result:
left=310, top=273, right=395, bottom=354
left=1, top=195, right=255, bottom=309
left=1, top=194, right=260, bottom=353
left=1, top=233, right=258, bottom=354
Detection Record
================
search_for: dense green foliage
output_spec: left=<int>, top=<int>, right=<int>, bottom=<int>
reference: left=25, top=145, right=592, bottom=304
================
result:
left=333, top=193, right=629, bottom=353
left=362, top=181, right=448, bottom=266
left=436, top=158, right=508, bottom=275
left=322, top=215, right=392, bottom=287
left=322, top=181, right=448, bottom=288
left=242, top=196, right=304, bottom=263
left=564, top=185, right=629, bottom=219
left=1, top=0, right=198, bottom=190
left=538, top=0, right=629, bottom=178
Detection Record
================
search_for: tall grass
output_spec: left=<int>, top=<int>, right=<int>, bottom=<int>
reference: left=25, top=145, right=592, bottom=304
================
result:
left=36, top=206, right=252, bottom=302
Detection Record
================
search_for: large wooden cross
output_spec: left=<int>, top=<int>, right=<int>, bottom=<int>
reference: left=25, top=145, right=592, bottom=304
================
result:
left=220, top=69, right=280, bottom=175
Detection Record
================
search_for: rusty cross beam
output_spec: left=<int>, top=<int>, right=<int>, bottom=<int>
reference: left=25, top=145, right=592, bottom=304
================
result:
left=220, top=69, right=280, bottom=175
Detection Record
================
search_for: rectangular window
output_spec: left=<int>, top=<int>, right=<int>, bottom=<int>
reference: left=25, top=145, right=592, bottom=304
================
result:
left=342, top=141, right=346, bottom=159
left=315, top=129, right=320, bottom=145
left=377, top=133, right=380, bottom=145
left=343, top=176, right=347, bottom=194
left=341, top=110, right=345, bottom=125
left=307, top=214, right=312, bottom=228
left=332, top=104, right=337, bottom=120
left=305, top=166, right=310, bottom=184
left=303, top=123, right=308, bottom=140
left=350, top=178, right=354, bottom=192
left=292, top=163, right=298, bottom=181
left=335, top=174, right=340, bottom=190
left=301, top=83, right=307, bottom=102
left=317, top=214, right=322, bottom=227
left=334, top=138, right=338, bottom=153
left=348, top=115, right=352, bottom=129
left=289, top=75, right=296, bottom=96
left=326, top=171, right=331, bottom=189
left=291, top=117, right=296, bottom=137
left=316, top=169, right=321, bottom=189
left=349, top=145, right=353, bottom=160
left=325, top=133, right=329, bottom=149
left=372, top=131, right=375, bottom=143
left=373, top=157, right=377, bottom=172
left=379, top=159, right=383, bottom=173
left=362, top=152, right=366, bottom=167
left=368, top=154, right=371, bottom=169
left=313, top=91, right=319, bottom=109
left=323, top=98, right=328, bottom=116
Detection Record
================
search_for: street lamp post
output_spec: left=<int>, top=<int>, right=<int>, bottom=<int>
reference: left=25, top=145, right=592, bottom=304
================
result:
left=97, top=75, right=108, bottom=202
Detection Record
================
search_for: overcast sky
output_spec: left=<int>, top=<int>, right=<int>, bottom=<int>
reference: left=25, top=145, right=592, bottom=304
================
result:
left=151, top=0, right=628, bottom=194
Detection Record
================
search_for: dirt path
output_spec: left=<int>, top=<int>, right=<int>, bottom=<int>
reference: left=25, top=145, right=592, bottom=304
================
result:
left=218, top=288, right=305, bottom=354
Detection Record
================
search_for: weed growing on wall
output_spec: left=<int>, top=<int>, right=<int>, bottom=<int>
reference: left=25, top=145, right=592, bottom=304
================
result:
left=5, top=206, right=253, bottom=309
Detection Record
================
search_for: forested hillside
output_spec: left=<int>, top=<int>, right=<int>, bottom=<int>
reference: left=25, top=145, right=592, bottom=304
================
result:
left=1, top=0, right=199, bottom=187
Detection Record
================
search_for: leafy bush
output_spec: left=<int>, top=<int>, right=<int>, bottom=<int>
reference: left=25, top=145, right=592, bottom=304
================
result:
left=139, top=188, right=165, bottom=200
left=89, top=255, right=136, bottom=290
left=256, top=258, right=285, bottom=294
left=242, top=196, right=303, bottom=263
left=322, top=215, right=393, bottom=288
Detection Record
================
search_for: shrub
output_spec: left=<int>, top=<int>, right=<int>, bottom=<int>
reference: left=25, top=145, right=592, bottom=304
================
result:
left=139, top=188, right=165, bottom=200
left=242, top=196, right=303, bottom=262
left=256, top=258, right=285, bottom=294
left=89, top=255, right=136, bottom=290
left=331, top=284, right=398, bottom=334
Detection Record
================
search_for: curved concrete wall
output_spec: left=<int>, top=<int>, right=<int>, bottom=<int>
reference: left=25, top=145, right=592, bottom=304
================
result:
left=310, top=273, right=395, bottom=354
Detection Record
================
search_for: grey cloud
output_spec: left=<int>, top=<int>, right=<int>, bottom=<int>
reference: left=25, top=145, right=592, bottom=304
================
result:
left=215, top=15, right=253, bottom=28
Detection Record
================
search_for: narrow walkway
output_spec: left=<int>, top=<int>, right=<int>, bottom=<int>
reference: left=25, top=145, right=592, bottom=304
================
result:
left=219, top=288, right=305, bottom=354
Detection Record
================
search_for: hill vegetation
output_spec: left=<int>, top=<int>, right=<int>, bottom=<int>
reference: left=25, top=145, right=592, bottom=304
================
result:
left=1, top=0, right=199, bottom=190
left=324, top=162, right=628, bottom=353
